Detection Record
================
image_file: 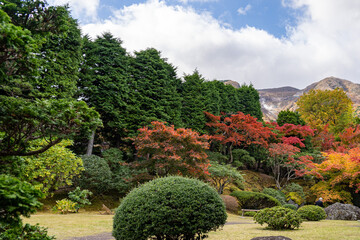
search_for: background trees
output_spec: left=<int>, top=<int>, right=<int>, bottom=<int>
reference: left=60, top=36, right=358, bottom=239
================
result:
left=297, top=89, right=354, bottom=134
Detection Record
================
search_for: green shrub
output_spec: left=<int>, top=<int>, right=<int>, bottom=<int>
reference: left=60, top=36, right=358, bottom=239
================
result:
left=113, top=176, right=227, bottom=240
left=297, top=205, right=326, bottom=221
left=0, top=223, right=55, bottom=240
left=262, top=188, right=286, bottom=205
left=68, top=187, right=92, bottom=212
left=0, top=174, right=43, bottom=227
left=0, top=175, right=54, bottom=239
left=283, top=204, right=297, bottom=210
left=53, top=199, right=77, bottom=214
left=286, top=192, right=304, bottom=205
left=254, top=206, right=302, bottom=230
left=243, top=211, right=257, bottom=217
left=284, top=183, right=305, bottom=199
left=230, top=191, right=281, bottom=209
left=76, top=155, right=112, bottom=194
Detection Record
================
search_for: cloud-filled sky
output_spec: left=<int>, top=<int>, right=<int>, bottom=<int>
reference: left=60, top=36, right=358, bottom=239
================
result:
left=48, top=0, right=360, bottom=89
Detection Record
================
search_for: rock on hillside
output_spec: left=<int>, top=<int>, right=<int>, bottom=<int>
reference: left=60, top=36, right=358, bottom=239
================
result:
left=222, top=80, right=241, bottom=89
left=258, top=77, right=360, bottom=122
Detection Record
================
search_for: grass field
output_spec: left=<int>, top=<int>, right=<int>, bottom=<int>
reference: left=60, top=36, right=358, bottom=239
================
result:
left=23, top=213, right=360, bottom=240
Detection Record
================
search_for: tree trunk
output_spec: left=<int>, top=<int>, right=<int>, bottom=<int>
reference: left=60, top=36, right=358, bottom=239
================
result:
left=86, top=130, right=96, bottom=156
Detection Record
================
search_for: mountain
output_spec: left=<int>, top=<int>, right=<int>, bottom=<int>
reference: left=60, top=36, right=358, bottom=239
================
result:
left=258, top=77, right=360, bottom=121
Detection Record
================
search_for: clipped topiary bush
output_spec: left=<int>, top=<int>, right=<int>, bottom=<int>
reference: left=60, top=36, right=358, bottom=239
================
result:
left=254, top=206, right=302, bottom=230
left=113, top=176, right=227, bottom=240
left=297, top=205, right=326, bottom=221
left=244, top=211, right=257, bottom=217
left=262, top=188, right=287, bottom=205
left=221, top=195, right=239, bottom=214
left=283, top=204, right=297, bottom=211
left=230, top=191, right=281, bottom=209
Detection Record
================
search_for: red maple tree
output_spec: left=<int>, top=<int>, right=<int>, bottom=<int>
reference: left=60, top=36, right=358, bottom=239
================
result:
left=205, top=112, right=275, bottom=163
left=132, top=121, right=210, bottom=180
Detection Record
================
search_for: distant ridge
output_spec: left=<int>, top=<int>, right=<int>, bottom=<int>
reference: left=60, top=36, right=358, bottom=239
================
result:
left=258, top=77, right=360, bottom=121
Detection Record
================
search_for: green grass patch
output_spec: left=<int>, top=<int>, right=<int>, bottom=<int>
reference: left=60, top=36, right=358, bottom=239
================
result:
left=23, top=213, right=360, bottom=240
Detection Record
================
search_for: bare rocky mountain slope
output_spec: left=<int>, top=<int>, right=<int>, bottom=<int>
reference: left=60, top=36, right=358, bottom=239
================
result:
left=258, top=77, right=360, bottom=121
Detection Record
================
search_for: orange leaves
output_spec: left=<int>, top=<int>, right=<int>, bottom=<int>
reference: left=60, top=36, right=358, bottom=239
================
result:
left=304, top=148, right=360, bottom=202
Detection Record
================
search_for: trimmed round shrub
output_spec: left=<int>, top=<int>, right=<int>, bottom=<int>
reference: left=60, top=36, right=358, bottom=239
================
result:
left=254, top=206, right=302, bottom=230
left=283, top=204, right=297, bottom=211
left=230, top=191, right=281, bottom=209
left=221, top=195, right=239, bottom=214
left=113, top=176, right=227, bottom=240
left=262, top=188, right=286, bottom=205
left=297, top=205, right=326, bottom=221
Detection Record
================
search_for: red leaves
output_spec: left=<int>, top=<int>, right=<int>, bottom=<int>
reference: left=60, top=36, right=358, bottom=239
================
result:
left=133, top=121, right=210, bottom=179
left=205, top=111, right=275, bottom=149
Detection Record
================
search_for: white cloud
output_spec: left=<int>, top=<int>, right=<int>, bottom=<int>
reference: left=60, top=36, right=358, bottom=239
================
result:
left=47, top=0, right=100, bottom=21
left=80, top=0, right=360, bottom=89
left=237, top=4, right=251, bottom=15
left=178, top=0, right=218, bottom=4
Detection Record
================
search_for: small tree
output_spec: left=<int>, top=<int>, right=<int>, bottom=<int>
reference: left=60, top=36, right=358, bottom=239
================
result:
left=208, top=162, right=244, bottom=194
left=132, top=121, right=210, bottom=180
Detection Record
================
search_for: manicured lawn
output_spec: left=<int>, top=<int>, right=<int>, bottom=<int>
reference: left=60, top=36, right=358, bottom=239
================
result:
left=23, top=213, right=360, bottom=240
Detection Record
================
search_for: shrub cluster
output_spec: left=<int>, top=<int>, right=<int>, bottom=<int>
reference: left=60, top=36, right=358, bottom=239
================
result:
left=230, top=191, right=281, bottom=209
left=283, top=204, right=297, bottom=210
left=297, top=205, right=326, bottom=221
left=113, top=176, right=227, bottom=240
left=262, top=188, right=286, bottom=205
left=254, top=206, right=302, bottom=230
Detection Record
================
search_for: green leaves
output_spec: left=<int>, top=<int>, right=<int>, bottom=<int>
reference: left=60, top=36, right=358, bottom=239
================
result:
left=254, top=206, right=302, bottom=230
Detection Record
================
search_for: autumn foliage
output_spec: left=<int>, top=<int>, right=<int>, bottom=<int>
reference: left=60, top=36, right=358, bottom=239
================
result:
left=300, top=148, right=360, bottom=203
left=205, top=111, right=275, bottom=162
left=132, top=121, right=210, bottom=179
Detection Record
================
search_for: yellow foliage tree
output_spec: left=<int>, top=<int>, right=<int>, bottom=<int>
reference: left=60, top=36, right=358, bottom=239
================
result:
left=308, top=149, right=360, bottom=203
left=22, top=139, right=83, bottom=196
left=296, top=89, right=353, bottom=134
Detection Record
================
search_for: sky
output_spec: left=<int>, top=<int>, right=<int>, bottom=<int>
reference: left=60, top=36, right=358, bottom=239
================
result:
left=47, top=0, right=360, bottom=89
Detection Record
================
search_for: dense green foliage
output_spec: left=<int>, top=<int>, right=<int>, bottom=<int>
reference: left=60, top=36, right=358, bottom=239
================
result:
left=254, top=206, right=302, bottom=230
left=113, top=176, right=227, bottom=240
left=230, top=191, right=281, bottom=209
left=277, top=110, right=306, bottom=126
left=283, top=204, right=298, bottom=210
left=0, top=175, right=54, bottom=239
left=262, top=188, right=287, bottom=205
left=68, top=187, right=92, bottom=212
left=297, top=205, right=327, bottom=221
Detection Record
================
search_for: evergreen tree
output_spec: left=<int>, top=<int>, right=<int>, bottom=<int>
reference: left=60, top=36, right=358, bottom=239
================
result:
left=180, top=70, right=207, bottom=133
left=237, top=84, right=263, bottom=120
left=78, top=33, right=130, bottom=146
left=128, top=48, right=182, bottom=132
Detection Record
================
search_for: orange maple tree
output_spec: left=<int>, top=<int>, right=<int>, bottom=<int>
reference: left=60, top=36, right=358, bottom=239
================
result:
left=299, top=148, right=360, bottom=203
left=132, top=121, right=210, bottom=180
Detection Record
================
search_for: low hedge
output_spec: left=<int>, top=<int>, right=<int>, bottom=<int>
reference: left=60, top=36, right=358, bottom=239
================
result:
left=297, top=205, right=326, bottom=221
left=254, top=206, right=302, bottom=230
left=230, top=191, right=281, bottom=209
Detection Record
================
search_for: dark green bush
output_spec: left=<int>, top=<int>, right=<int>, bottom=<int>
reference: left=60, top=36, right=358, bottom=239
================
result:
left=76, top=155, right=112, bottom=194
left=230, top=191, right=281, bottom=209
left=254, top=206, right=302, bottom=230
left=283, top=204, right=297, bottom=210
left=113, top=176, right=227, bottom=240
left=297, top=205, right=326, bottom=221
left=262, top=188, right=286, bottom=205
